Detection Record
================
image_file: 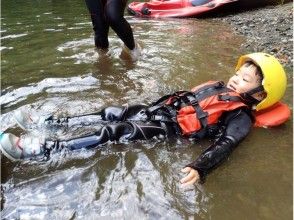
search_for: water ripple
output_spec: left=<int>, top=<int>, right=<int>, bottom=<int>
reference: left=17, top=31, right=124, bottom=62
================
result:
left=0, top=75, right=99, bottom=106
left=2, top=167, right=98, bottom=219
left=1, top=33, right=28, bottom=40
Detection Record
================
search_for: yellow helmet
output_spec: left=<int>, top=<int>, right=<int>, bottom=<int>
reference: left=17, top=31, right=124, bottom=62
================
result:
left=235, top=52, right=287, bottom=111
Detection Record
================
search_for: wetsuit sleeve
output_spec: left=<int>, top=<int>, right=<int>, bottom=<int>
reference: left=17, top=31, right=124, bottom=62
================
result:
left=186, top=108, right=254, bottom=182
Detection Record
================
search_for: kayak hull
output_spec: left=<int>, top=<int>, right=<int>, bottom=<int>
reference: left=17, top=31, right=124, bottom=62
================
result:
left=128, top=0, right=238, bottom=18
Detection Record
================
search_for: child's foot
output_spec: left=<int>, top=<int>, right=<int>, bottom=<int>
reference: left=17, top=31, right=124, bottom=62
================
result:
left=121, top=42, right=142, bottom=61
left=0, top=132, right=44, bottom=161
left=13, top=109, right=49, bottom=130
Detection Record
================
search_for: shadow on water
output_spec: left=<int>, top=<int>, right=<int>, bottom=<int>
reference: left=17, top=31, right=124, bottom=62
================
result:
left=1, top=0, right=293, bottom=219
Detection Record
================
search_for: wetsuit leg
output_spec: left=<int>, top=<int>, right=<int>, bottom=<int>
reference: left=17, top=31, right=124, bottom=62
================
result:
left=105, top=0, right=135, bottom=50
left=101, top=104, right=148, bottom=121
left=42, top=104, right=148, bottom=128
left=85, top=0, right=109, bottom=49
left=43, top=112, right=104, bottom=128
left=123, top=104, right=149, bottom=120
left=51, top=121, right=167, bottom=151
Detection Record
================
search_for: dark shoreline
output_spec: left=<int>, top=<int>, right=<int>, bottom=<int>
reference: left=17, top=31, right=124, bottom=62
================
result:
left=211, top=2, right=293, bottom=68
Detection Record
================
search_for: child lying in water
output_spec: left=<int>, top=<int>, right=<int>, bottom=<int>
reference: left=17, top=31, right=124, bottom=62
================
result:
left=0, top=53, right=289, bottom=186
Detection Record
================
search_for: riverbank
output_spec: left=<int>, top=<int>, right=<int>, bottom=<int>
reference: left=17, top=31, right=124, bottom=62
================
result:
left=212, top=2, right=293, bottom=68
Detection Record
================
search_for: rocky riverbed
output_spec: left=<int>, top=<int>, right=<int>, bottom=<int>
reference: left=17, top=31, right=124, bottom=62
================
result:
left=212, top=2, right=293, bottom=68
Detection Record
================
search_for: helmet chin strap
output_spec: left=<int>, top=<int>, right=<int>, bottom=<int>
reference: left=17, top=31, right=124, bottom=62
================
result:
left=241, top=85, right=264, bottom=105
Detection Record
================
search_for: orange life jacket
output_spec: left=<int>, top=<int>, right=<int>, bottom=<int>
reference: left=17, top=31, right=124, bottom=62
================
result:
left=148, top=81, right=291, bottom=137
left=254, top=102, right=291, bottom=128
left=148, top=81, right=247, bottom=137
left=175, top=81, right=247, bottom=136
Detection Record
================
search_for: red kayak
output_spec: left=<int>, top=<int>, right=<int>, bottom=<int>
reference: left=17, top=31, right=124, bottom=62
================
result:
left=128, top=0, right=238, bottom=18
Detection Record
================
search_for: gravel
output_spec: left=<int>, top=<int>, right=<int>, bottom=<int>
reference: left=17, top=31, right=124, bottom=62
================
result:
left=212, top=2, right=293, bottom=68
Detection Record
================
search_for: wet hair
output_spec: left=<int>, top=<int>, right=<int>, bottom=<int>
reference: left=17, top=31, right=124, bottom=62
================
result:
left=243, top=61, right=263, bottom=84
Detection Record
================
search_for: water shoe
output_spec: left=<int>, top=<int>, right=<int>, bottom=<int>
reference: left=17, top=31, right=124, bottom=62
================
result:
left=121, top=41, right=142, bottom=61
left=0, top=132, right=44, bottom=161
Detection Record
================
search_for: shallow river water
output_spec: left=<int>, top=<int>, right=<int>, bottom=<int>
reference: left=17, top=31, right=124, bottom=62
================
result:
left=1, top=0, right=293, bottom=219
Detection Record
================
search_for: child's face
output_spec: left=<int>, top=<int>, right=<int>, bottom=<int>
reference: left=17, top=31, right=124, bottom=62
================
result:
left=227, top=63, right=262, bottom=95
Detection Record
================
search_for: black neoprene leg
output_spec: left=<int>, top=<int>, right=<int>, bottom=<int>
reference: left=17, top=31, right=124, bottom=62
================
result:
left=101, top=104, right=148, bottom=121
left=43, top=112, right=104, bottom=128
left=85, top=0, right=109, bottom=49
left=50, top=121, right=166, bottom=151
left=43, top=104, right=148, bottom=127
left=105, top=0, right=135, bottom=50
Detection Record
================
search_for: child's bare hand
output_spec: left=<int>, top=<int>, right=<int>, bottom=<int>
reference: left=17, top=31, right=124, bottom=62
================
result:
left=180, top=167, right=200, bottom=187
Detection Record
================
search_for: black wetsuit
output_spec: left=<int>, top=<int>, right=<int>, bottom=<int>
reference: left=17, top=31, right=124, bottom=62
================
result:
left=85, top=0, right=135, bottom=50
left=43, top=103, right=253, bottom=181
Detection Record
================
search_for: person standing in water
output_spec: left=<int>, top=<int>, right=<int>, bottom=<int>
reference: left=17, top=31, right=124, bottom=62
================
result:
left=85, top=0, right=141, bottom=60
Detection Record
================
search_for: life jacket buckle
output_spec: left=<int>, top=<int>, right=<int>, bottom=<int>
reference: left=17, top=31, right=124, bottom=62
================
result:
left=150, top=115, right=162, bottom=121
left=150, top=115, right=176, bottom=123
left=218, top=94, right=230, bottom=101
left=190, top=99, right=198, bottom=106
left=197, top=111, right=208, bottom=119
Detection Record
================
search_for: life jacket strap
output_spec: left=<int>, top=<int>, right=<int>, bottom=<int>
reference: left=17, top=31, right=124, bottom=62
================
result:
left=245, top=85, right=264, bottom=96
left=182, top=95, right=208, bottom=130
left=147, top=82, right=228, bottom=114
left=218, top=95, right=243, bottom=102
left=188, top=82, right=229, bottom=103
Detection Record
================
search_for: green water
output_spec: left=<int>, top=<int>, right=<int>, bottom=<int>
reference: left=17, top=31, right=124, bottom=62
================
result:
left=1, top=0, right=293, bottom=219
